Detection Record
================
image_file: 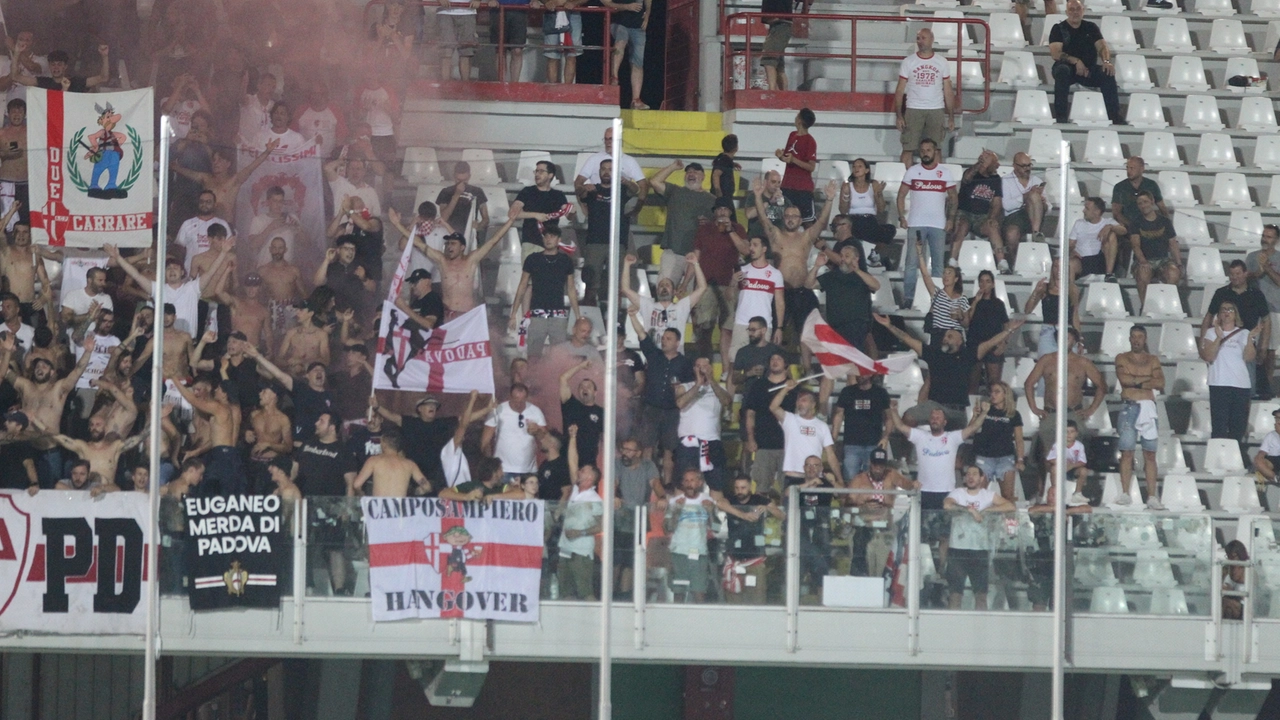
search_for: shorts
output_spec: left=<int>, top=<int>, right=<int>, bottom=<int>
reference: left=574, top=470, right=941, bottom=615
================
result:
left=639, top=404, right=681, bottom=453
left=945, top=548, right=990, bottom=595
left=976, top=454, right=1017, bottom=481
left=671, top=551, right=711, bottom=594
left=489, top=8, right=530, bottom=46
left=901, top=108, right=947, bottom=152
left=674, top=440, right=726, bottom=493
left=784, top=287, right=819, bottom=329
left=1117, top=400, right=1159, bottom=453
left=749, top=447, right=784, bottom=494
left=781, top=188, right=815, bottom=223
left=1078, top=252, right=1106, bottom=277
left=1002, top=208, right=1033, bottom=237
left=920, top=491, right=949, bottom=510
left=693, top=283, right=737, bottom=330
left=543, top=12, right=584, bottom=58
left=957, top=208, right=994, bottom=232
left=611, top=24, right=646, bottom=65
left=439, top=13, right=478, bottom=57
left=760, top=21, right=792, bottom=68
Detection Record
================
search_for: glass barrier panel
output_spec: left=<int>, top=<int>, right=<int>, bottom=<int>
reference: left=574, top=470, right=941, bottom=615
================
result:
left=1071, top=512, right=1212, bottom=616
left=1250, top=517, right=1280, bottom=619
left=306, top=496, right=367, bottom=598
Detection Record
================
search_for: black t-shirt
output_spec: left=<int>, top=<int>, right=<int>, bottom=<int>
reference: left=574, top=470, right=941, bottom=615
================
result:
left=410, top=291, right=445, bottom=330
left=329, top=369, right=373, bottom=422
left=0, top=440, right=37, bottom=489
left=224, top=357, right=261, bottom=409
left=401, top=415, right=456, bottom=486
left=726, top=493, right=769, bottom=559
left=968, top=296, right=1010, bottom=346
left=818, top=269, right=872, bottom=330
left=921, top=343, right=978, bottom=406
left=582, top=183, right=633, bottom=245
left=294, top=439, right=353, bottom=496
left=1049, top=19, right=1104, bottom=67
left=638, top=336, right=695, bottom=408
left=733, top=341, right=782, bottom=400
left=836, top=384, right=889, bottom=446
left=1135, top=214, right=1177, bottom=262
left=349, top=228, right=385, bottom=281
left=1111, top=177, right=1163, bottom=226
left=761, top=0, right=792, bottom=22
left=345, top=426, right=383, bottom=494
left=562, top=397, right=604, bottom=465
left=1209, top=286, right=1272, bottom=331
left=743, top=378, right=797, bottom=450
left=958, top=173, right=1002, bottom=215
left=36, top=76, right=90, bottom=92
left=522, top=252, right=575, bottom=312
left=514, top=185, right=570, bottom=245
left=290, top=382, right=334, bottom=442
left=712, top=153, right=736, bottom=199
left=435, top=184, right=489, bottom=233
left=617, top=348, right=646, bottom=391
left=613, top=0, right=644, bottom=28
left=971, top=406, right=1023, bottom=458
left=538, top=454, right=571, bottom=501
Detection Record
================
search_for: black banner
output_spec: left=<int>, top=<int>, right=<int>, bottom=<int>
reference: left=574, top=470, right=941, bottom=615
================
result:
left=184, top=495, right=284, bottom=610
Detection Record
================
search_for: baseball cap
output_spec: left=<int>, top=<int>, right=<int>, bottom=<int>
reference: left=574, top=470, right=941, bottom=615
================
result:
left=4, top=411, right=28, bottom=429
left=443, top=232, right=466, bottom=244
left=139, top=301, right=155, bottom=311
left=407, top=269, right=432, bottom=283
left=416, top=395, right=441, bottom=408
left=685, top=162, right=705, bottom=173
left=870, top=447, right=890, bottom=465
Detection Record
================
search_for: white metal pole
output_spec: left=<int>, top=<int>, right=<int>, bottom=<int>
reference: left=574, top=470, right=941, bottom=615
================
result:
left=597, top=116, right=623, bottom=720
left=142, top=115, right=173, bottom=720
left=1050, top=138, right=1070, bottom=720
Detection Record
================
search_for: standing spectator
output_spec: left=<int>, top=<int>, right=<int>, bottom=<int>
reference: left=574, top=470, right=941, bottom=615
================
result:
left=951, top=150, right=1011, bottom=273
left=1049, top=0, right=1122, bottom=125
left=435, top=161, right=489, bottom=239
left=0, top=294, right=33, bottom=357
left=326, top=156, right=383, bottom=219
left=886, top=399, right=989, bottom=510
left=894, top=29, right=954, bottom=167
left=794, top=456, right=838, bottom=592
left=1068, top=197, right=1123, bottom=281
left=830, top=371, right=890, bottom=480
left=692, top=199, right=748, bottom=361
left=12, top=45, right=111, bottom=94
left=971, top=381, right=1024, bottom=502
left=646, top=159, right=716, bottom=285
left=558, top=427, right=603, bottom=600
left=1200, top=301, right=1261, bottom=443
left=1203, top=260, right=1271, bottom=394
left=943, top=465, right=1014, bottom=609
left=711, top=134, right=739, bottom=200
left=249, top=348, right=335, bottom=446
left=809, top=240, right=879, bottom=351
left=578, top=159, right=643, bottom=304
left=438, top=0, right=480, bottom=81
left=776, top=109, right=818, bottom=225
left=1247, top=225, right=1280, bottom=395
left=848, top=448, right=918, bottom=575
left=61, top=268, right=115, bottom=333
left=718, top=475, right=782, bottom=604
left=771, top=379, right=841, bottom=483
left=1024, top=258, right=1081, bottom=357
left=294, top=82, right=346, bottom=161
left=508, top=225, right=579, bottom=358
left=759, top=0, right=793, bottom=90
left=0, top=411, right=38, bottom=493
left=838, top=160, right=897, bottom=265
left=175, top=191, right=231, bottom=273
left=617, top=437, right=661, bottom=509
left=966, top=269, right=1011, bottom=391
left=515, top=161, right=573, bottom=248
left=482, top=383, right=547, bottom=482
left=603, top=0, right=652, bottom=108
left=629, top=306, right=695, bottom=487
left=490, top=0, right=532, bottom=82
left=913, top=241, right=969, bottom=342
left=1129, top=191, right=1181, bottom=309
left=728, top=236, right=786, bottom=362
left=235, top=73, right=277, bottom=148
left=744, top=169, right=787, bottom=240
left=664, top=469, right=715, bottom=602
left=561, top=359, right=604, bottom=466
left=575, top=127, right=646, bottom=190
left=543, top=0, right=586, bottom=84
left=898, top=139, right=958, bottom=309
left=0, top=99, right=28, bottom=229
left=1001, top=152, right=1046, bottom=249
left=1022, top=326, right=1107, bottom=496
left=730, top=318, right=783, bottom=400
left=743, top=351, right=792, bottom=493
left=1114, top=325, right=1164, bottom=508
left=535, top=428, right=571, bottom=501
left=675, top=357, right=732, bottom=497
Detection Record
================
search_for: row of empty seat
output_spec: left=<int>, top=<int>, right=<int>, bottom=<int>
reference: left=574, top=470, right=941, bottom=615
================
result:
left=1012, top=89, right=1277, bottom=132
left=1045, top=128, right=1280, bottom=173
left=919, top=0, right=1280, bottom=17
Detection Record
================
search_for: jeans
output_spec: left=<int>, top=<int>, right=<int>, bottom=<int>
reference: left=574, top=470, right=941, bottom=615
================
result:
left=843, top=444, right=876, bottom=480
left=902, top=226, right=946, bottom=309
left=1051, top=61, right=1122, bottom=123
left=1209, top=385, right=1251, bottom=443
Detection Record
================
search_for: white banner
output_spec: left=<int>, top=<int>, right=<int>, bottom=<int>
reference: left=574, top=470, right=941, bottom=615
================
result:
left=363, top=498, right=543, bottom=622
left=234, top=139, right=325, bottom=275
left=0, top=491, right=150, bottom=634
left=27, top=87, right=155, bottom=247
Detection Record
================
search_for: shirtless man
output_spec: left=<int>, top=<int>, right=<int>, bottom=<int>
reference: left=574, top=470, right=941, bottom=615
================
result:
left=276, top=302, right=329, bottom=375
left=1114, top=325, right=1165, bottom=509
left=42, top=414, right=146, bottom=488
left=267, top=455, right=302, bottom=501
left=174, top=139, right=278, bottom=223
left=351, top=432, right=430, bottom=497
left=257, top=236, right=308, bottom=306
left=218, top=273, right=271, bottom=352
left=92, top=376, right=138, bottom=438
left=0, top=220, right=46, bottom=316
left=753, top=177, right=838, bottom=367
left=1023, top=326, right=1107, bottom=497
left=0, top=99, right=29, bottom=231
left=390, top=205, right=519, bottom=319
left=55, top=460, right=117, bottom=496
left=169, top=376, right=243, bottom=495
left=160, top=458, right=205, bottom=500
left=249, top=385, right=293, bottom=464
left=1, top=333, right=95, bottom=486
left=189, top=223, right=236, bottom=290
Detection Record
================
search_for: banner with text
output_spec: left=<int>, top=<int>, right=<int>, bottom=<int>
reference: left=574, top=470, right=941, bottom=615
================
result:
left=362, top=497, right=542, bottom=622
left=184, top=495, right=285, bottom=610
left=234, top=137, right=325, bottom=279
left=0, top=492, right=149, bottom=634
left=28, top=87, right=155, bottom=247
left=373, top=300, right=496, bottom=395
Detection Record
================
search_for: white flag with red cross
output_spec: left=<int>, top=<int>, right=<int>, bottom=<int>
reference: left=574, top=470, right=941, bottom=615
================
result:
left=362, top=497, right=544, bottom=622
left=800, top=309, right=917, bottom=379
left=27, top=87, right=154, bottom=247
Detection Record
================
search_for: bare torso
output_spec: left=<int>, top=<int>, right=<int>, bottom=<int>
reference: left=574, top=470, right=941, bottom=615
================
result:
left=98, top=400, right=137, bottom=438
left=279, top=325, right=325, bottom=375
left=17, top=378, right=71, bottom=450
left=191, top=248, right=235, bottom=292
left=250, top=407, right=290, bottom=460
left=257, top=261, right=304, bottom=303
left=0, top=125, right=28, bottom=182
left=232, top=298, right=270, bottom=347
left=1115, top=351, right=1161, bottom=402
left=368, top=453, right=421, bottom=497
left=1, top=245, right=36, bottom=302
left=75, top=439, right=129, bottom=482
left=1042, top=353, right=1096, bottom=410
left=439, top=256, right=477, bottom=313
left=774, top=230, right=812, bottom=288
left=162, top=328, right=193, bottom=378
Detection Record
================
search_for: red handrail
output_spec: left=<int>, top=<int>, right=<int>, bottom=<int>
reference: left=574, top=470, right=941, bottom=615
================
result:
left=722, top=12, right=990, bottom=115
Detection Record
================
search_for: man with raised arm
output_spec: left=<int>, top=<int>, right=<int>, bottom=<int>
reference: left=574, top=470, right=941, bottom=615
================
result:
left=0, top=333, right=95, bottom=487
left=394, top=206, right=519, bottom=319
left=620, top=252, right=707, bottom=351
left=1023, top=325, right=1107, bottom=494
left=353, top=432, right=430, bottom=498
left=40, top=414, right=147, bottom=491
left=560, top=358, right=604, bottom=466
left=771, top=378, right=842, bottom=484
left=646, top=159, right=717, bottom=284
left=243, top=343, right=334, bottom=446
left=167, top=376, right=242, bottom=495
left=885, top=397, right=989, bottom=510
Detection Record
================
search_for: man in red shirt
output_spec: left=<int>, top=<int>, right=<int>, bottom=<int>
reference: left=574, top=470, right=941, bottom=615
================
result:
left=692, top=198, right=750, bottom=363
left=776, top=108, right=818, bottom=226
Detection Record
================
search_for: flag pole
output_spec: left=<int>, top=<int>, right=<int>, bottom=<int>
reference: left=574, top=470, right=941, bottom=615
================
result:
left=1050, top=138, right=1069, bottom=720
left=597, top=117, right=623, bottom=720
left=142, top=114, right=172, bottom=720
left=768, top=372, right=826, bottom=392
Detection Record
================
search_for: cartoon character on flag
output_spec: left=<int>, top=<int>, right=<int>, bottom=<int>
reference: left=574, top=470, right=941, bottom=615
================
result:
left=799, top=309, right=918, bottom=380
left=84, top=102, right=127, bottom=198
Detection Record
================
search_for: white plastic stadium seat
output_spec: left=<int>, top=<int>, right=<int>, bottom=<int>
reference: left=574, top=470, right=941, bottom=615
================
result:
left=998, top=51, right=1041, bottom=88
left=461, top=149, right=501, bottom=185
left=1256, top=0, right=1280, bottom=16
left=1150, top=588, right=1190, bottom=616
left=1254, top=137, right=1280, bottom=172
left=1157, top=171, right=1197, bottom=208
left=1187, top=246, right=1228, bottom=283
left=1083, top=130, right=1124, bottom=166
left=483, top=186, right=510, bottom=224
left=1153, top=17, right=1194, bottom=52
left=1225, top=57, right=1263, bottom=90
left=1039, top=15, right=1066, bottom=45
left=403, top=147, right=444, bottom=184
left=1220, top=479, right=1264, bottom=514
left=1098, top=169, right=1127, bottom=197
left=1102, top=472, right=1143, bottom=510
left=1204, top=438, right=1245, bottom=473
left=1156, top=322, right=1200, bottom=360
left=1114, top=55, right=1153, bottom=91
left=1028, top=127, right=1067, bottom=162
left=1126, top=94, right=1168, bottom=129
left=1070, top=91, right=1111, bottom=126
left=1173, top=361, right=1209, bottom=397
left=1209, top=19, right=1251, bottom=53
left=1173, top=208, right=1211, bottom=244
left=1210, top=173, right=1254, bottom=208
left=1156, top=436, right=1191, bottom=472
left=1237, top=97, right=1279, bottom=132
left=1100, top=320, right=1136, bottom=357
left=931, top=11, right=971, bottom=49
left=957, top=240, right=997, bottom=276
left=1044, top=168, right=1083, bottom=205
left=1226, top=210, right=1264, bottom=247
left=1166, top=57, right=1210, bottom=92
left=989, top=12, right=1027, bottom=49
left=1161, top=475, right=1204, bottom=511
left=1088, top=0, right=1125, bottom=11
left=1090, top=587, right=1130, bottom=613
left=1134, top=549, right=1178, bottom=588
left=1181, top=95, right=1224, bottom=130
left=1142, top=284, right=1185, bottom=318
left=1013, top=90, right=1055, bottom=125
left=1014, top=242, right=1052, bottom=277
left=1249, top=401, right=1280, bottom=441
left=1269, top=176, right=1280, bottom=208
left=1083, top=282, right=1129, bottom=319
left=1195, top=133, right=1240, bottom=169
left=515, top=150, right=552, bottom=185
left=1197, top=0, right=1236, bottom=14
left=1101, top=15, right=1140, bottom=51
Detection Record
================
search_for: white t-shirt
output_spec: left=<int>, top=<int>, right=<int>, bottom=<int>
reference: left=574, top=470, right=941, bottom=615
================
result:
left=440, top=438, right=471, bottom=488
left=407, top=224, right=448, bottom=282
left=256, top=127, right=309, bottom=156
left=296, top=105, right=342, bottom=159
left=578, top=151, right=645, bottom=184
left=74, top=333, right=122, bottom=389
left=781, top=411, right=835, bottom=475
left=908, top=427, right=963, bottom=493
left=1204, top=326, right=1253, bottom=389
left=899, top=52, right=951, bottom=110
left=163, top=98, right=203, bottom=140
left=0, top=55, right=49, bottom=103
left=329, top=176, right=382, bottom=218
left=485, top=401, right=547, bottom=474
left=238, top=95, right=274, bottom=146
left=61, top=287, right=114, bottom=316
left=734, top=262, right=783, bottom=327
left=846, top=185, right=877, bottom=216
left=166, top=279, right=203, bottom=336
left=1047, top=438, right=1087, bottom=466
left=6, top=322, right=33, bottom=354
left=1069, top=217, right=1120, bottom=258
left=677, top=382, right=722, bottom=440
left=667, top=494, right=710, bottom=555
left=946, top=487, right=998, bottom=550
left=360, top=87, right=396, bottom=136
left=638, top=297, right=692, bottom=351
left=559, top=485, right=603, bottom=557
left=1001, top=174, right=1044, bottom=216
left=902, top=163, right=956, bottom=229
left=176, top=215, right=231, bottom=272
left=1260, top=430, right=1280, bottom=457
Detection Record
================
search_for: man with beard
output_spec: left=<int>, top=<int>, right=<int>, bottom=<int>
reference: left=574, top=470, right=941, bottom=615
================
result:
left=255, top=236, right=309, bottom=338
left=175, top=190, right=230, bottom=272
left=847, top=447, right=918, bottom=575
left=621, top=253, right=706, bottom=352
left=771, top=379, right=842, bottom=484
left=692, top=198, right=749, bottom=361
left=560, top=358, right=604, bottom=466
left=887, top=400, right=989, bottom=511
left=1114, top=325, right=1165, bottom=509
left=811, top=241, right=880, bottom=352
left=0, top=292, right=33, bottom=357
left=629, top=306, right=696, bottom=488
left=729, top=317, right=783, bottom=400
left=398, top=209, right=519, bottom=319
left=54, top=460, right=117, bottom=495
left=42, top=414, right=147, bottom=489
left=247, top=346, right=334, bottom=446
left=0, top=334, right=95, bottom=487
left=727, top=235, right=786, bottom=363
left=61, top=267, right=114, bottom=337
left=675, top=356, right=733, bottom=496
left=717, top=475, right=783, bottom=604
left=1023, top=326, right=1107, bottom=497
left=647, top=159, right=717, bottom=285
left=950, top=149, right=1010, bottom=272
left=247, top=186, right=310, bottom=270
left=249, top=385, right=293, bottom=493
left=898, top=138, right=958, bottom=309
left=508, top=224, right=580, bottom=359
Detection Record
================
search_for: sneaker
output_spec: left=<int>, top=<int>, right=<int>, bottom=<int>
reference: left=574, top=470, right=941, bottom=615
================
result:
left=1146, top=497, right=1166, bottom=511
left=1032, top=232, right=1046, bottom=243
left=998, top=258, right=1011, bottom=274
left=1105, top=273, right=1117, bottom=282
left=1068, top=492, right=1091, bottom=507
left=1114, top=494, right=1132, bottom=506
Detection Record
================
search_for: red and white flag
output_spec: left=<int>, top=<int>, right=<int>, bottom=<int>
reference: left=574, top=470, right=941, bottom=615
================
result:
left=372, top=238, right=496, bottom=394
left=800, top=310, right=917, bottom=379
left=362, top=497, right=544, bottom=622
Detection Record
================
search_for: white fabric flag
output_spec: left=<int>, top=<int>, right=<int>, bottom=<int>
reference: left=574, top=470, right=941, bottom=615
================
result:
left=27, top=87, right=155, bottom=247
left=800, top=309, right=918, bottom=379
left=234, top=137, right=325, bottom=275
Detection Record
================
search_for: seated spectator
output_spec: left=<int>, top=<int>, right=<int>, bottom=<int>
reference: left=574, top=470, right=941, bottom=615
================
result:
left=1001, top=152, right=1046, bottom=248
left=1048, top=1, right=1122, bottom=125
left=1111, top=157, right=1167, bottom=260
left=1129, top=191, right=1181, bottom=310
left=838, top=159, right=896, bottom=265
left=1047, top=420, right=1090, bottom=506
left=951, top=150, right=1011, bottom=274
left=1068, top=197, right=1122, bottom=280
left=1223, top=540, right=1249, bottom=620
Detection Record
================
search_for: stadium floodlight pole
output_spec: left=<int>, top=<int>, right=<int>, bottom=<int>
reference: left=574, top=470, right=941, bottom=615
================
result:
left=1050, top=138, right=1069, bottom=720
left=598, top=116, right=623, bottom=720
left=143, top=115, right=173, bottom=720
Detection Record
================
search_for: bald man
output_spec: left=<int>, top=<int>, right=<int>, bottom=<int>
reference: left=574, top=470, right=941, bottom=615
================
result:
left=894, top=28, right=955, bottom=166
left=1001, top=152, right=1046, bottom=249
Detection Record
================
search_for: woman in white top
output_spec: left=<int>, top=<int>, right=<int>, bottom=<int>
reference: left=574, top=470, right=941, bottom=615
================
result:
left=839, top=158, right=897, bottom=261
left=915, top=238, right=969, bottom=342
left=1200, top=299, right=1261, bottom=443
